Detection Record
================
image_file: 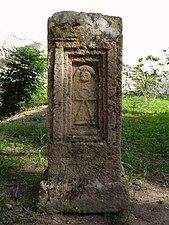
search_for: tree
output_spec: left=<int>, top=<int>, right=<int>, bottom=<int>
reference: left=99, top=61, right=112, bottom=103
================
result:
left=131, top=53, right=169, bottom=98
left=0, top=45, right=47, bottom=115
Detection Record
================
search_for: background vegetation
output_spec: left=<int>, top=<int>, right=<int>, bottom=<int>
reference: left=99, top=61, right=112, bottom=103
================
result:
left=0, top=45, right=47, bottom=115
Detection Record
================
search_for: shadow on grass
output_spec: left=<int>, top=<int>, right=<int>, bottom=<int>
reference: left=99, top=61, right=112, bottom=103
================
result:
left=0, top=108, right=48, bottom=223
left=0, top=169, right=43, bottom=224
left=0, top=150, right=45, bottom=206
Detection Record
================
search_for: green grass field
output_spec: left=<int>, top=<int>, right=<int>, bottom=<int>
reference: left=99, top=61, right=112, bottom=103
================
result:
left=0, top=95, right=168, bottom=183
left=122, top=95, right=169, bottom=180
left=0, top=95, right=169, bottom=223
left=0, top=107, right=48, bottom=223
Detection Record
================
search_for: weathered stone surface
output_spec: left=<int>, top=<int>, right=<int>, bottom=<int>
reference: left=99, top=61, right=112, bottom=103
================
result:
left=38, top=11, right=129, bottom=214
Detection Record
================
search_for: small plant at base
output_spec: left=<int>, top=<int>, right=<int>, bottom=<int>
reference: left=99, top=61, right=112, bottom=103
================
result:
left=17, top=197, right=33, bottom=209
left=44, top=202, right=50, bottom=213
left=68, top=204, right=81, bottom=214
left=104, top=208, right=133, bottom=225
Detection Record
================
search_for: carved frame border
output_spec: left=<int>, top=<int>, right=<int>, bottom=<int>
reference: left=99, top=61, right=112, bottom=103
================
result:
left=49, top=43, right=120, bottom=145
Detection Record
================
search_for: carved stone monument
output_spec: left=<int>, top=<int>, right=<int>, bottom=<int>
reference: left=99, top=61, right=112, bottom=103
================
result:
left=38, top=11, right=129, bottom=214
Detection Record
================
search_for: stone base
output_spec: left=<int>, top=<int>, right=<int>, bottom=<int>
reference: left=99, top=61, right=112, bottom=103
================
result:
left=38, top=178, right=129, bottom=214
left=38, top=142, right=129, bottom=214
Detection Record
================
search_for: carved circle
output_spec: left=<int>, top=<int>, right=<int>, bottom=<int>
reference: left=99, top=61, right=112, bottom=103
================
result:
left=74, top=65, right=95, bottom=83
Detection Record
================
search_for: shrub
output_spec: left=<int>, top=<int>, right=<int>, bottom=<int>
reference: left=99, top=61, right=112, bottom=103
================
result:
left=131, top=53, right=169, bottom=98
left=0, top=45, right=47, bottom=115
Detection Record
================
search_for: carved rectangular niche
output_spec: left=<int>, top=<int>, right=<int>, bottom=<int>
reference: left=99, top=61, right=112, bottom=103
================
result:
left=53, top=48, right=108, bottom=142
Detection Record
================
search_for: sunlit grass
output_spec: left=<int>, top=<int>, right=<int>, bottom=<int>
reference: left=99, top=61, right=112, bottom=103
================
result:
left=122, top=95, right=169, bottom=180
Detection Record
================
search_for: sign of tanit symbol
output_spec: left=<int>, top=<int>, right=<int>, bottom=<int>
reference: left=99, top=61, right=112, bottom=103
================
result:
left=73, top=65, right=96, bottom=125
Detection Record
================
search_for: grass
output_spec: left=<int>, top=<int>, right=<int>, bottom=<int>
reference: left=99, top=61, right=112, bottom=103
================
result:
left=0, top=94, right=169, bottom=223
left=0, top=108, right=48, bottom=224
left=122, top=95, right=169, bottom=180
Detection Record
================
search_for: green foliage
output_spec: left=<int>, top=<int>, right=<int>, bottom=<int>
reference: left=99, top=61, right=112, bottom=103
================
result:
left=21, top=87, right=47, bottom=110
left=68, top=204, right=81, bottom=214
left=0, top=45, right=47, bottom=115
left=122, top=95, right=169, bottom=180
left=104, top=210, right=132, bottom=225
left=0, top=194, right=10, bottom=225
left=129, top=50, right=169, bottom=98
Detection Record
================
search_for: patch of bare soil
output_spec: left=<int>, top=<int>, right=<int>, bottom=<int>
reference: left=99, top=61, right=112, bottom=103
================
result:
left=128, top=180, right=169, bottom=225
left=38, top=180, right=169, bottom=225
left=1, top=180, right=168, bottom=225
left=3, top=181, right=169, bottom=225
left=3, top=105, right=48, bottom=123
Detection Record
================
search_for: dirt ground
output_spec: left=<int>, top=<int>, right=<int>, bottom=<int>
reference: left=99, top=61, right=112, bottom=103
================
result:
left=1, top=107, right=169, bottom=224
left=1, top=179, right=168, bottom=225
left=38, top=181, right=169, bottom=225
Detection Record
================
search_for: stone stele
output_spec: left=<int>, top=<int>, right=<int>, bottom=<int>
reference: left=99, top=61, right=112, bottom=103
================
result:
left=38, top=11, right=129, bottom=214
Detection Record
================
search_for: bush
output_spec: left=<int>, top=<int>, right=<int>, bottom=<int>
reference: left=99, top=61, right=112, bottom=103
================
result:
left=0, top=45, right=47, bottom=115
left=131, top=53, right=169, bottom=98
